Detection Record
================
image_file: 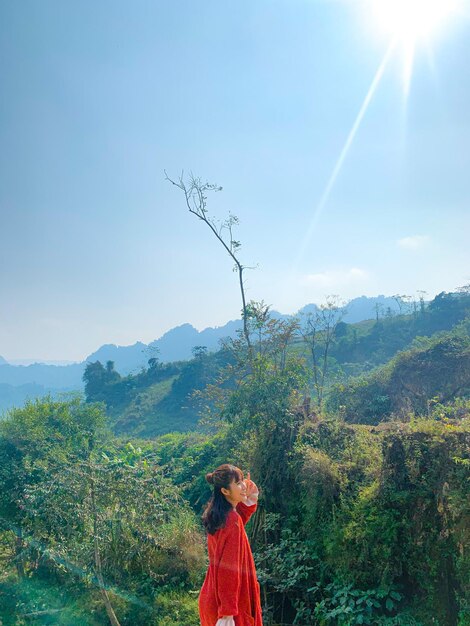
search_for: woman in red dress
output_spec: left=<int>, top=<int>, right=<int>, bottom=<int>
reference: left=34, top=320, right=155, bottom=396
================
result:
left=198, top=464, right=263, bottom=626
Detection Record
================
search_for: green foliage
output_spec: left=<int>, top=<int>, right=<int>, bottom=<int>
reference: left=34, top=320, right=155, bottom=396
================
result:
left=0, top=398, right=206, bottom=625
left=151, top=428, right=231, bottom=510
left=152, top=588, right=200, bottom=626
left=0, top=574, right=102, bottom=625
left=255, top=514, right=318, bottom=594
left=312, top=583, right=403, bottom=625
left=222, top=348, right=308, bottom=516
left=2, top=292, right=470, bottom=625
left=83, top=361, right=121, bottom=404
left=80, top=291, right=470, bottom=440
left=289, top=410, right=470, bottom=626
left=83, top=349, right=234, bottom=437
left=327, top=326, right=470, bottom=423
left=330, top=291, right=470, bottom=367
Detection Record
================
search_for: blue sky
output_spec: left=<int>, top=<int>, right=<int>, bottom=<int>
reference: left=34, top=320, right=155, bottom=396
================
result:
left=1, top=0, right=469, bottom=361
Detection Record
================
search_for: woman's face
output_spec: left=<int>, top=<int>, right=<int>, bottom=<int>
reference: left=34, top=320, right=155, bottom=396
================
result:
left=221, top=476, right=247, bottom=507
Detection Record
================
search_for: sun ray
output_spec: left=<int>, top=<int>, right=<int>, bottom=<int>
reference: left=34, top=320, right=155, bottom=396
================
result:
left=371, top=0, right=459, bottom=42
left=3, top=517, right=152, bottom=610
left=370, top=0, right=461, bottom=98
left=402, top=38, right=415, bottom=100
left=292, top=39, right=397, bottom=272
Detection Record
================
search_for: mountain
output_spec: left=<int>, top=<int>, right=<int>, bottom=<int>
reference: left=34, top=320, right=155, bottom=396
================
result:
left=0, top=382, right=79, bottom=415
left=85, top=291, right=470, bottom=437
left=327, top=322, right=470, bottom=424
left=86, top=341, right=149, bottom=375
left=342, top=295, right=402, bottom=323
left=7, top=359, right=79, bottom=366
left=147, top=296, right=405, bottom=364
left=0, top=362, right=84, bottom=388
left=149, top=320, right=244, bottom=361
left=0, top=295, right=427, bottom=412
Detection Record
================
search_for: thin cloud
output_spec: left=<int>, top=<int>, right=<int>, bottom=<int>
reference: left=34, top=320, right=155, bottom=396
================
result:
left=397, top=235, right=431, bottom=250
left=302, top=267, right=369, bottom=287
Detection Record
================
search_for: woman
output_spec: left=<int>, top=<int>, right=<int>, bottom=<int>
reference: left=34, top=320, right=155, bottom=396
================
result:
left=199, top=464, right=263, bottom=626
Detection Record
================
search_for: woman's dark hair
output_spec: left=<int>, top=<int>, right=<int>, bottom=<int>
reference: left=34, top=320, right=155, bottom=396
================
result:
left=202, top=464, right=244, bottom=535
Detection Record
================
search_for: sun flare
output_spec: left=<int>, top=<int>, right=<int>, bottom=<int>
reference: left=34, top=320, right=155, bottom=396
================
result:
left=369, top=0, right=461, bottom=97
left=371, top=0, right=459, bottom=42
left=294, top=0, right=466, bottom=270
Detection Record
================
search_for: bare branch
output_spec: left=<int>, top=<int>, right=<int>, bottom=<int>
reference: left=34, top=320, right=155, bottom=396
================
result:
left=166, top=171, right=253, bottom=350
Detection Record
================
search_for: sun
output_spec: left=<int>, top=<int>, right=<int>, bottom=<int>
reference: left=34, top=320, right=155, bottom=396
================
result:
left=371, top=0, right=459, bottom=43
left=369, top=0, right=462, bottom=97
left=295, top=0, right=465, bottom=268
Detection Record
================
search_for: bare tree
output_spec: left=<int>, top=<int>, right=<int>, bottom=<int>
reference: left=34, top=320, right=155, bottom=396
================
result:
left=90, top=468, right=121, bottom=626
left=165, top=172, right=253, bottom=350
left=244, top=300, right=300, bottom=372
left=300, top=295, right=346, bottom=411
left=416, top=290, right=427, bottom=316
left=392, top=294, right=406, bottom=315
left=456, top=283, right=470, bottom=295
left=392, top=294, right=414, bottom=316
left=374, top=301, right=384, bottom=322
left=401, top=294, right=414, bottom=315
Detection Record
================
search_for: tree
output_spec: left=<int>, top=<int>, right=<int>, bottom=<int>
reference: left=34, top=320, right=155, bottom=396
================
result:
left=374, top=301, right=384, bottom=322
left=300, top=296, right=346, bottom=411
left=0, top=398, right=204, bottom=626
left=392, top=294, right=408, bottom=315
left=83, top=360, right=121, bottom=403
left=192, top=345, right=208, bottom=360
left=148, top=357, right=160, bottom=369
left=0, top=397, right=118, bottom=620
left=417, top=290, right=427, bottom=316
left=165, top=172, right=254, bottom=351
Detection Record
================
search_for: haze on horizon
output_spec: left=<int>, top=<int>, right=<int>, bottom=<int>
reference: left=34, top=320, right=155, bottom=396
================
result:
left=1, top=0, right=469, bottom=362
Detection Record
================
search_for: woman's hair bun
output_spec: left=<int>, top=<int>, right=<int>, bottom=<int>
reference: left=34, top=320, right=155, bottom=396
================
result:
left=206, top=471, right=214, bottom=485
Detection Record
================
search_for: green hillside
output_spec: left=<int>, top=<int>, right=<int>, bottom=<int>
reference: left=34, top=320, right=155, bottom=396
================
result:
left=84, top=290, right=470, bottom=437
left=2, top=290, right=470, bottom=625
left=327, top=321, right=470, bottom=423
left=84, top=347, right=235, bottom=437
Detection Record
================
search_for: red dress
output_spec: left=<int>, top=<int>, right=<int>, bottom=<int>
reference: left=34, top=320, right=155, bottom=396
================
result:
left=198, top=501, right=263, bottom=626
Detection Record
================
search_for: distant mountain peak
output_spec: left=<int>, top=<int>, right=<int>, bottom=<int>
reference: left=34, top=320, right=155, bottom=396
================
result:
left=5, top=295, right=408, bottom=376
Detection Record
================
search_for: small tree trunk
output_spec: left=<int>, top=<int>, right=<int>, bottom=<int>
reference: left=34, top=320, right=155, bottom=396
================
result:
left=238, top=265, right=252, bottom=353
left=15, top=528, right=25, bottom=579
left=90, top=472, right=121, bottom=626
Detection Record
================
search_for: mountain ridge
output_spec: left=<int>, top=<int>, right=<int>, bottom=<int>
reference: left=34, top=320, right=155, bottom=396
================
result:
left=0, top=294, right=413, bottom=412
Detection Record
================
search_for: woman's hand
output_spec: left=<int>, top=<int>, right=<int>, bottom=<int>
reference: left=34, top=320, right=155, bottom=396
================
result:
left=215, top=616, right=235, bottom=626
left=244, top=471, right=259, bottom=505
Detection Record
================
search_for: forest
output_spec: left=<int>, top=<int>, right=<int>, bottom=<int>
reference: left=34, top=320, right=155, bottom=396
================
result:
left=0, top=289, right=469, bottom=626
